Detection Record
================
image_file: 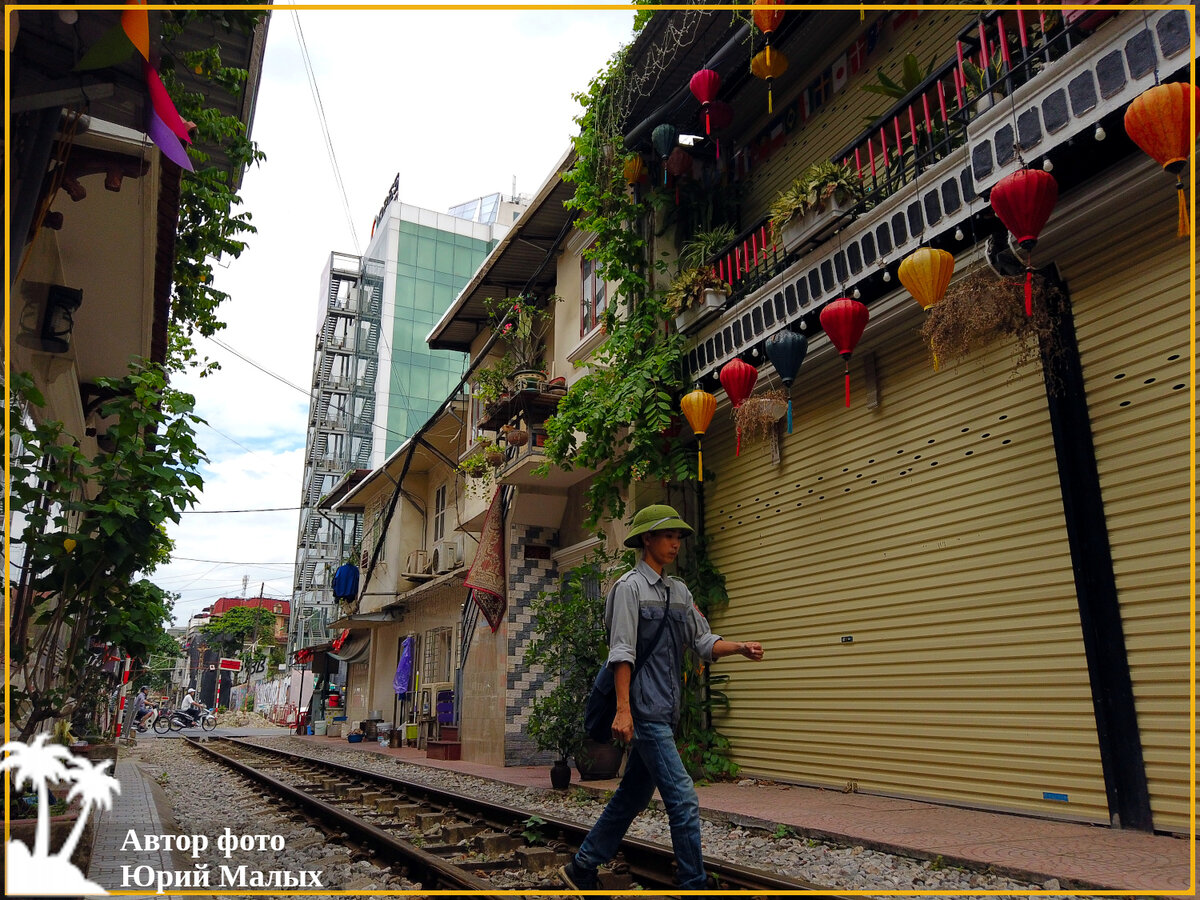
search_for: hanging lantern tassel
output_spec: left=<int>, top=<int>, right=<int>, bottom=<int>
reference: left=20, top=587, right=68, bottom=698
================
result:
left=1024, top=265, right=1034, bottom=317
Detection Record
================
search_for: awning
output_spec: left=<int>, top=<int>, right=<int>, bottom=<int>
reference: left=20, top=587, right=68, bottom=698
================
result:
left=328, top=610, right=402, bottom=631
left=328, top=632, right=371, bottom=665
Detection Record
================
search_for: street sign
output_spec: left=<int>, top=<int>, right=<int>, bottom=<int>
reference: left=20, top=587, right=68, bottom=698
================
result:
left=218, top=657, right=242, bottom=671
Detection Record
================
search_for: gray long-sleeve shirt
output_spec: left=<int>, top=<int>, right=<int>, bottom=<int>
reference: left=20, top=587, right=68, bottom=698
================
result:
left=604, top=560, right=721, bottom=727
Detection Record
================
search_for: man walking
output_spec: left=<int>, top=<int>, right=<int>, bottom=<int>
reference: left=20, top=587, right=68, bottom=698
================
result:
left=559, top=504, right=764, bottom=893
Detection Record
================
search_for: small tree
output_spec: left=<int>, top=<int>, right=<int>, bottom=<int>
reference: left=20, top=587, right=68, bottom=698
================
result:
left=525, top=545, right=629, bottom=763
left=201, top=606, right=278, bottom=666
left=8, top=366, right=204, bottom=740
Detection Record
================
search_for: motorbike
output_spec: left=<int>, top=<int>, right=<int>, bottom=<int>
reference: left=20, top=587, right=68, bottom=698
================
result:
left=135, top=707, right=159, bottom=733
left=154, top=707, right=217, bottom=733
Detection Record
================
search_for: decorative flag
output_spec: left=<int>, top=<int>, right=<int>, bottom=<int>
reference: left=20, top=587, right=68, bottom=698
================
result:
left=145, top=62, right=193, bottom=143
left=122, top=1, right=150, bottom=61
left=147, top=107, right=194, bottom=171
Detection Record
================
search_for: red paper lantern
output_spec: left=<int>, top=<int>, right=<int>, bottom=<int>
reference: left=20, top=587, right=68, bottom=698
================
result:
left=820, top=297, right=869, bottom=407
left=706, top=100, right=734, bottom=160
left=989, top=168, right=1058, bottom=315
left=666, top=146, right=693, bottom=178
left=719, top=358, right=758, bottom=456
left=1124, top=81, right=1200, bottom=237
left=689, top=68, right=721, bottom=135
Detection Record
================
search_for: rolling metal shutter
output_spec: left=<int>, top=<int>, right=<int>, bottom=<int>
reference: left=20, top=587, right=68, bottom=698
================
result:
left=704, top=281, right=1109, bottom=822
left=1052, top=160, right=1193, bottom=833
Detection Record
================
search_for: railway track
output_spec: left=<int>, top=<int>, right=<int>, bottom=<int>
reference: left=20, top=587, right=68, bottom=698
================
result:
left=186, top=736, right=850, bottom=896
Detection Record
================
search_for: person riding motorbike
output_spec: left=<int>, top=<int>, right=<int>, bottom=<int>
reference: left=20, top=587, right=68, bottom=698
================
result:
left=132, top=687, right=152, bottom=730
left=179, top=688, right=210, bottom=725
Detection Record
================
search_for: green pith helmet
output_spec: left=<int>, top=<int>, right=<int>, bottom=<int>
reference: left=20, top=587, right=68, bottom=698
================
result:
left=623, top=504, right=695, bottom=548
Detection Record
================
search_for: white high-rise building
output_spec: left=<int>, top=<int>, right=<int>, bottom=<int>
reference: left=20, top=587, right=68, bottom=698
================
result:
left=291, top=178, right=528, bottom=650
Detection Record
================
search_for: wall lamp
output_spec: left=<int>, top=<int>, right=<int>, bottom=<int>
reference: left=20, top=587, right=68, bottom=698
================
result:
left=41, top=285, right=83, bottom=353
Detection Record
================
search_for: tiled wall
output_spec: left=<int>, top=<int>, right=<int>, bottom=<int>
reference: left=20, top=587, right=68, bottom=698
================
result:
left=504, top=522, right=558, bottom=766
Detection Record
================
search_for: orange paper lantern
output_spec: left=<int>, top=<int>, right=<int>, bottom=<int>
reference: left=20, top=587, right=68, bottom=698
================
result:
left=1124, top=81, right=1200, bottom=237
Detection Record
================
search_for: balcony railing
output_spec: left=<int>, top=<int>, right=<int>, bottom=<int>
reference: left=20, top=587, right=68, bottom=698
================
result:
left=692, top=6, right=1120, bottom=316
left=684, top=3, right=1192, bottom=381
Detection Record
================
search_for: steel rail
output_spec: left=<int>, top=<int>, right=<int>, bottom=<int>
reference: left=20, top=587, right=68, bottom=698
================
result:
left=215, top=736, right=849, bottom=896
left=186, top=737, right=509, bottom=897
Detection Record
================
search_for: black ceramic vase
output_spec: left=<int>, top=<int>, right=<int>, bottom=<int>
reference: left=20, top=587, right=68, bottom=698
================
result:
left=550, top=758, right=572, bottom=790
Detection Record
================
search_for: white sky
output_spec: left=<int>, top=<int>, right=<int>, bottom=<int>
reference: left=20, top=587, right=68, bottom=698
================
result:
left=156, top=5, right=636, bottom=626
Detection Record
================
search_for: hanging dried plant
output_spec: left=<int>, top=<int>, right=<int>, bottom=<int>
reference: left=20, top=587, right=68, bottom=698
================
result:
left=732, top=389, right=788, bottom=445
left=919, top=268, right=1064, bottom=390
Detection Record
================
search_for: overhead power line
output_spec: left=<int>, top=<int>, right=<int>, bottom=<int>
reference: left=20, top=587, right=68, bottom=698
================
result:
left=292, top=9, right=360, bottom=254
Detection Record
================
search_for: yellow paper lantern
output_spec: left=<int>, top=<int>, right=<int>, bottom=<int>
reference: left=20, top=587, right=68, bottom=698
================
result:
left=898, top=247, right=955, bottom=311
left=750, top=48, right=789, bottom=114
left=622, top=154, right=647, bottom=186
left=680, top=388, right=717, bottom=482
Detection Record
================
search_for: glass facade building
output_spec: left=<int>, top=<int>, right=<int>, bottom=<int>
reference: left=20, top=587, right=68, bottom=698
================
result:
left=292, top=185, right=527, bottom=650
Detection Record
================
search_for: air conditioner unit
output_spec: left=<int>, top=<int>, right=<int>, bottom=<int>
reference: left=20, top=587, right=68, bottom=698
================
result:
left=432, top=539, right=460, bottom=575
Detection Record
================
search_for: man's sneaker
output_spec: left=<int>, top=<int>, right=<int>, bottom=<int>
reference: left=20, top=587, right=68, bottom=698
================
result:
left=558, top=860, right=598, bottom=892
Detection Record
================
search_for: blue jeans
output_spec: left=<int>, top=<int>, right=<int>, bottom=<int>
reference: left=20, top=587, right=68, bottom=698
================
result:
left=573, top=719, right=706, bottom=889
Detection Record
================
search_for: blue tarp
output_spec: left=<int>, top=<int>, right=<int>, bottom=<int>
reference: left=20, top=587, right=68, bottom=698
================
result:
left=332, top=563, right=359, bottom=600
left=393, top=636, right=414, bottom=695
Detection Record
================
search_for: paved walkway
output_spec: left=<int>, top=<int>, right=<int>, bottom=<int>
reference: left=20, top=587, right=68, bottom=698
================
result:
left=298, top=734, right=1195, bottom=896
left=91, top=727, right=1195, bottom=896
left=87, top=757, right=178, bottom=898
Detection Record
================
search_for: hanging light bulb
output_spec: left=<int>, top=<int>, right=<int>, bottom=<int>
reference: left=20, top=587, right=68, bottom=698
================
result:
left=1094, top=125, right=1107, bottom=141
left=882, top=269, right=892, bottom=282
left=954, top=226, right=965, bottom=241
left=1042, top=157, right=1054, bottom=172
left=852, top=288, right=861, bottom=299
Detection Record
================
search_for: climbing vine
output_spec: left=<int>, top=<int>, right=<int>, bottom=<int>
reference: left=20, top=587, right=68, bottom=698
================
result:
left=543, top=44, right=694, bottom=527
left=543, top=20, right=742, bottom=780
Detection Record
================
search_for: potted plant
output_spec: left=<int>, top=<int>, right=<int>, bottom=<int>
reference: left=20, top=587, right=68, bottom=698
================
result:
left=476, top=437, right=507, bottom=468
left=525, top=545, right=627, bottom=787
left=769, top=160, right=864, bottom=252
left=474, top=356, right=515, bottom=410
left=458, top=451, right=495, bottom=501
left=666, top=266, right=731, bottom=333
left=732, top=388, right=789, bottom=446
left=485, top=294, right=556, bottom=387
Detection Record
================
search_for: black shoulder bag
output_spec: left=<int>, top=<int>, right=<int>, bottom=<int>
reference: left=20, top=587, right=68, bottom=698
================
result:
left=583, top=584, right=670, bottom=743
